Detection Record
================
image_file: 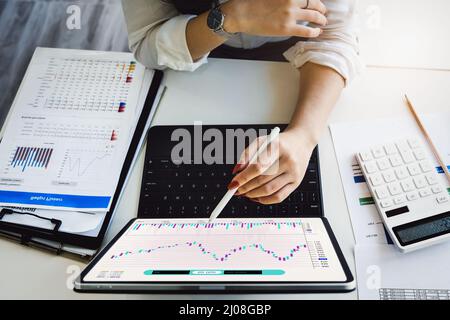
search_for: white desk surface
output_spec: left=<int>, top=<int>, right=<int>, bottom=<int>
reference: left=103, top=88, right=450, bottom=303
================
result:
left=356, top=0, right=450, bottom=71
left=1, top=59, right=449, bottom=300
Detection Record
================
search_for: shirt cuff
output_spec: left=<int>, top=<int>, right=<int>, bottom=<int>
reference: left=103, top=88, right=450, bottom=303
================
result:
left=283, top=40, right=363, bottom=86
left=156, top=15, right=209, bottom=72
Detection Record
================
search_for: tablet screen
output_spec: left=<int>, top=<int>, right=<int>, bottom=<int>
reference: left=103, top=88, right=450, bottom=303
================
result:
left=83, top=218, right=347, bottom=283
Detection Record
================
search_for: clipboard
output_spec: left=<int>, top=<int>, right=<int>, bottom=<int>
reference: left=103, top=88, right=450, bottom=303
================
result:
left=0, top=64, right=163, bottom=259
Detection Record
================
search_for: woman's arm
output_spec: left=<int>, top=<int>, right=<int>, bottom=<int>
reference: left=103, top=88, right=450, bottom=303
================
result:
left=229, top=0, right=361, bottom=204
left=187, top=0, right=328, bottom=61
left=230, top=63, right=344, bottom=204
left=287, top=63, right=344, bottom=145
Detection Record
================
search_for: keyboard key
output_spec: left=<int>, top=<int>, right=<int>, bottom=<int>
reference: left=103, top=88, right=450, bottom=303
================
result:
left=437, top=195, right=449, bottom=204
left=372, top=146, right=385, bottom=159
left=388, top=182, right=402, bottom=195
left=384, top=143, right=397, bottom=155
left=400, top=150, right=415, bottom=164
left=359, top=151, right=373, bottom=162
left=375, top=186, right=389, bottom=199
left=380, top=199, right=393, bottom=208
left=408, top=139, right=420, bottom=149
left=305, top=204, right=320, bottom=215
left=413, top=149, right=426, bottom=160
left=393, top=195, right=406, bottom=205
left=400, top=179, right=415, bottom=192
left=389, top=155, right=403, bottom=167
left=364, top=162, right=377, bottom=174
left=278, top=204, right=289, bottom=215
left=407, top=164, right=421, bottom=176
left=382, top=170, right=396, bottom=183
left=396, top=141, right=410, bottom=153
left=395, top=167, right=408, bottom=180
left=425, top=173, right=438, bottom=185
left=419, top=188, right=432, bottom=198
left=431, top=185, right=443, bottom=194
left=413, top=176, right=427, bottom=189
left=419, top=160, right=433, bottom=173
left=406, top=192, right=419, bottom=201
left=369, top=173, right=384, bottom=186
left=377, top=159, right=390, bottom=171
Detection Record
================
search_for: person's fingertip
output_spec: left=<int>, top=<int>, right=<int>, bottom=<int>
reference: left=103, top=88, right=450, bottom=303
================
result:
left=232, top=163, right=246, bottom=175
left=227, top=180, right=240, bottom=190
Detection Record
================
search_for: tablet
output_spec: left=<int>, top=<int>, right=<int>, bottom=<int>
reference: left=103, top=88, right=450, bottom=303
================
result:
left=75, top=218, right=354, bottom=292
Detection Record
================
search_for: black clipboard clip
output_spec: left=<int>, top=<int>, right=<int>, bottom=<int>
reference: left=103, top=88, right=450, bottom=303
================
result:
left=0, top=208, right=62, bottom=234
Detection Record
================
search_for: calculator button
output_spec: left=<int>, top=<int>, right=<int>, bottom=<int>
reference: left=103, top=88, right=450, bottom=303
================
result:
left=407, top=164, right=421, bottom=176
left=388, top=182, right=402, bottom=195
left=372, top=146, right=385, bottom=159
left=359, top=151, right=373, bottom=162
left=382, top=170, right=396, bottom=183
left=406, top=192, right=419, bottom=201
left=407, top=139, right=420, bottom=149
left=413, top=176, right=427, bottom=189
left=419, top=188, right=432, bottom=198
left=375, top=186, right=389, bottom=199
left=431, top=185, right=443, bottom=194
left=400, top=150, right=415, bottom=164
left=395, top=167, right=408, bottom=180
left=437, top=195, right=449, bottom=204
left=419, top=160, right=433, bottom=173
left=384, top=144, right=397, bottom=155
left=425, top=173, right=438, bottom=185
left=369, top=173, right=384, bottom=186
left=400, top=179, right=415, bottom=192
left=389, top=155, right=403, bottom=167
left=396, top=141, right=410, bottom=153
left=364, top=162, right=377, bottom=174
left=377, top=159, right=390, bottom=171
left=393, top=195, right=406, bottom=205
left=380, top=199, right=393, bottom=208
left=413, top=149, right=426, bottom=160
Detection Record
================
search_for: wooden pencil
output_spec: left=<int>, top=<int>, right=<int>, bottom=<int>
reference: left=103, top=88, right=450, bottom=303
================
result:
left=405, top=94, right=450, bottom=183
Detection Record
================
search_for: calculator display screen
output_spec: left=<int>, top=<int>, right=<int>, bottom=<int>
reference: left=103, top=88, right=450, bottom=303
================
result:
left=394, top=211, right=450, bottom=246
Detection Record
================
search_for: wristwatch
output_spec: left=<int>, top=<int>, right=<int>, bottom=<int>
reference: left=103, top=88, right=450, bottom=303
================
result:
left=206, top=4, right=236, bottom=39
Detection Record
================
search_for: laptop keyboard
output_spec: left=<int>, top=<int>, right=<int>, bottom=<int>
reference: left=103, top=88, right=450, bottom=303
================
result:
left=139, top=150, right=322, bottom=219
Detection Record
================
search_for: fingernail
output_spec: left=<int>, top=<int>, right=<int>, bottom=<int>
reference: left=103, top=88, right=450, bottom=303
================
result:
left=232, top=163, right=245, bottom=174
left=227, top=180, right=239, bottom=190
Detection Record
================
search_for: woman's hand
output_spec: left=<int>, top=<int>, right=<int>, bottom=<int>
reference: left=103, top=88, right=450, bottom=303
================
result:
left=228, top=128, right=316, bottom=204
left=223, top=0, right=328, bottom=38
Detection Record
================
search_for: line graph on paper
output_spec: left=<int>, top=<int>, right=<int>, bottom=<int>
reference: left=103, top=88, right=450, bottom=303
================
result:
left=57, top=146, right=114, bottom=180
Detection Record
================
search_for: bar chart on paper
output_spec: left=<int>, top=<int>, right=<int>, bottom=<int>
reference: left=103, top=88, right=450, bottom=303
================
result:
left=9, top=146, right=54, bottom=172
left=84, top=218, right=347, bottom=282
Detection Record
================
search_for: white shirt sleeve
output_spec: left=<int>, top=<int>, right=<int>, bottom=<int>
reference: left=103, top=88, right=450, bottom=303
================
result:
left=283, top=0, right=363, bottom=85
left=121, top=0, right=208, bottom=71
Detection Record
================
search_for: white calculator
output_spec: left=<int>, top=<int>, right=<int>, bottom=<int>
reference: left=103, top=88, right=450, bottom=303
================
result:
left=357, top=138, right=450, bottom=252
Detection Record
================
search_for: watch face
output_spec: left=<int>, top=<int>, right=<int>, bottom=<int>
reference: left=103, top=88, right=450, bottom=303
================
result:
left=207, top=8, right=223, bottom=31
